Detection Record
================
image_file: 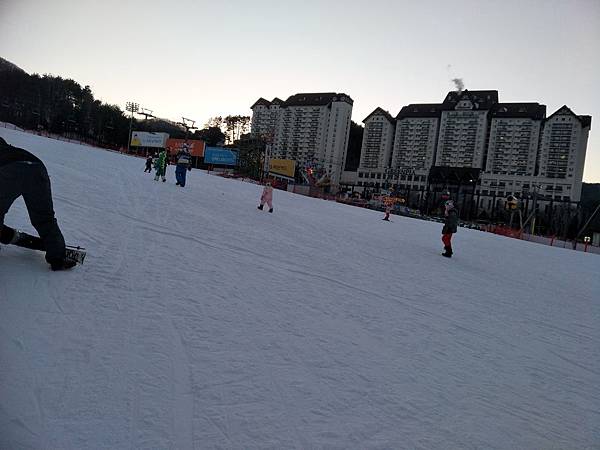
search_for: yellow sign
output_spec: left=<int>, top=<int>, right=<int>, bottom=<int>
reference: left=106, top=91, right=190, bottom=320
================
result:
left=269, top=159, right=296, bottom=178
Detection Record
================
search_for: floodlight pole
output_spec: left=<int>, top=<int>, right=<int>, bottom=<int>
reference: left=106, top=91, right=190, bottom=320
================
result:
left=125, top=101, right=139, bottom=153
left=530, top=184, right=539, bottom=235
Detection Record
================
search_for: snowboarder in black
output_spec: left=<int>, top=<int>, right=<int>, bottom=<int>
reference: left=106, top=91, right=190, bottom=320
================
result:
left=144, top=155, right=153, bottom=173
left=442, top=199, right=458, bottom=258
left=0, top=136, right=76, bottom=270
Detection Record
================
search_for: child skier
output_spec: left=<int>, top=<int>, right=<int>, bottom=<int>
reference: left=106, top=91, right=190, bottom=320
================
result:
left=175, top=144, right=192, bottom=187
left=257, top=181, right=274, bottom=213
left=154, top=149, right=168, bottom=182
left=382, top=198, right=393, bottom=221
left=382, top=186, right=401, bottom=221
left=144, top=155, right=153, bottom=173
left=441, top=199, right=458, bottom=257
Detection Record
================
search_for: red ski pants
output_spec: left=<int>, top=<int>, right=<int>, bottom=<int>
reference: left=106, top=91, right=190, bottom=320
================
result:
left=442, top=233, right=453, bottom=247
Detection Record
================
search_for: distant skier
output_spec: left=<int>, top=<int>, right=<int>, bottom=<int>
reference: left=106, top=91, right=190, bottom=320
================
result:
left=382, top=185, right=401, bottom=221
left=154, top=149, right=168, bottom=182
left=0, top=136, right=76, bottom=270
left=257, top=180, right=274, bottom=213
left=382, top=199, right=392, bottom=221
left=144, top=155, right=153, bottom=173
left=175, top=144, right=192, bottom=187
left=441, top=199, right=458, bottom=258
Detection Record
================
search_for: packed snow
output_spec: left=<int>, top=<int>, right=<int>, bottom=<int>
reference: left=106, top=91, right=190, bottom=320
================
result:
left=1, top=128, right=599, bottom=449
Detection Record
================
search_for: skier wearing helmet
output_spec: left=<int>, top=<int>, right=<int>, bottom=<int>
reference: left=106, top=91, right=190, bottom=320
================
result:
left=442, top=199, right=458, bottom=258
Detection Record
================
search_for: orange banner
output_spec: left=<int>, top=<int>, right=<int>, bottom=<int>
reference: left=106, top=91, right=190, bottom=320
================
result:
left=165, top=138, right=205, bottom=157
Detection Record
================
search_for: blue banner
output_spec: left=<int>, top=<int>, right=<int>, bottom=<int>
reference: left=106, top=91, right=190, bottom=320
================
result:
left=204, top=147, right=238, bottom=166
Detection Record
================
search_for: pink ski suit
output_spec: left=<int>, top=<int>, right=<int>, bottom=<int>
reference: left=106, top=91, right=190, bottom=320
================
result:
left=260, top=185, right=273, bottom=208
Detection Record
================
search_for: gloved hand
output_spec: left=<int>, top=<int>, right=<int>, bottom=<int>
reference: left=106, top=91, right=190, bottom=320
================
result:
left=188, top=166, right=192, bottom=171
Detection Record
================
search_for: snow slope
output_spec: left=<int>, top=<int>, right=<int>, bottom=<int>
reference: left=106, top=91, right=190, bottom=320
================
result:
left=1, top=128, right=599, bottom=450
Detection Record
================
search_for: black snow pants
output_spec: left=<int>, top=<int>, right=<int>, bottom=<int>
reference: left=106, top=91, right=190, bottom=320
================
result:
left=0, top=162, right=66, bottom=264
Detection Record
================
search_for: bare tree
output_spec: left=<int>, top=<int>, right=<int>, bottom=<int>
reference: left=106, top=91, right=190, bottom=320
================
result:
left=204, top=116, right=224, bottom=130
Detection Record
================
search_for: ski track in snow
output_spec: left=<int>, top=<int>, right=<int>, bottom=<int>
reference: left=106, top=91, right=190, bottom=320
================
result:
left=0, top=128, right=599, bottom=449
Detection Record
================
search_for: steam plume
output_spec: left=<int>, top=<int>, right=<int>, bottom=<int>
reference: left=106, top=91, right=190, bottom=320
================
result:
left=452, top=78, right=464, bottom=92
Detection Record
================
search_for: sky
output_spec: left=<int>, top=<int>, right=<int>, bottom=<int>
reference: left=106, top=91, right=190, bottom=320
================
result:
left=1, top=0, right=599, bottom=181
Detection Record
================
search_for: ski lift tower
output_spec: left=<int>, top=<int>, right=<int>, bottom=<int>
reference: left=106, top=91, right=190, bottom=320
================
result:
left=138, top=108, right=155, bottom=121
left=136, top=107, right=155, bottom=156
left=125, top=101, right=139, bottom=153
left=178, top=117, right=198, bottom=140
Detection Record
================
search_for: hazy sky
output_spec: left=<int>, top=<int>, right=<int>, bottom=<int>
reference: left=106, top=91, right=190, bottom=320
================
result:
left=1, top=0, right=599, bottom=181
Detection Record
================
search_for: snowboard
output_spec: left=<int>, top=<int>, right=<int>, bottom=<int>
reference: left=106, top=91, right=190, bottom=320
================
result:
left=65, top=245, right=87, bottom=264
left=1, top=227, right=86, bottom=264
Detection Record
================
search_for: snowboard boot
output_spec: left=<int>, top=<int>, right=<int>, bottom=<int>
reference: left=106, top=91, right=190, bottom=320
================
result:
left=162, top=177, right=166, bottom=182
left=2, top=227, right=45, bottom=250
left=49, top=257, right=77, bottom=271
left=269, top=208, right=273, bottom=213
left=442, top=245, right=453, bottom=258
left=0, top=226, right=17, bottom=245
left=257, top=204, right=264, bottom=210
left=176, top=181, right=180, bottom=186
left=14, top=231, right=45, bottom=250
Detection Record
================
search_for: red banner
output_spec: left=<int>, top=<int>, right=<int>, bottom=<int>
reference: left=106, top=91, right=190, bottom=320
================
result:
left=165, top=138, right=205, bottom=157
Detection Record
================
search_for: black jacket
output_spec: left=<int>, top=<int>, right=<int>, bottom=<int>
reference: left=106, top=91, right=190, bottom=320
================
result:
left=0, top=137, right=42, bottom=168
left=175, top=150, right=192, bottom=166
left=442, top=208, right=458, bottom=234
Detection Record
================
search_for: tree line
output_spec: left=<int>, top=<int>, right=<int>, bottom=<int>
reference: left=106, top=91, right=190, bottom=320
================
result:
left=0, top=57, right=231, bottom=148
left=204, top=115, right=251, bottom=144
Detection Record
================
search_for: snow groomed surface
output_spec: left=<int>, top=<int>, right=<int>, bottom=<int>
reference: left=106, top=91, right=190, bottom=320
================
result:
left=1, top=128, right=599, bottom=449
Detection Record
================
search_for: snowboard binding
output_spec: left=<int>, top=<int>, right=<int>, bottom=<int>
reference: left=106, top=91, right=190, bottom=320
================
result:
left=2, top=225, right=86, bottom=265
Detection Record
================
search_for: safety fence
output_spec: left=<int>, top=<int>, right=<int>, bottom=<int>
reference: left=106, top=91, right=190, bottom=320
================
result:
left=485, top=224, right=599, bottom=254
